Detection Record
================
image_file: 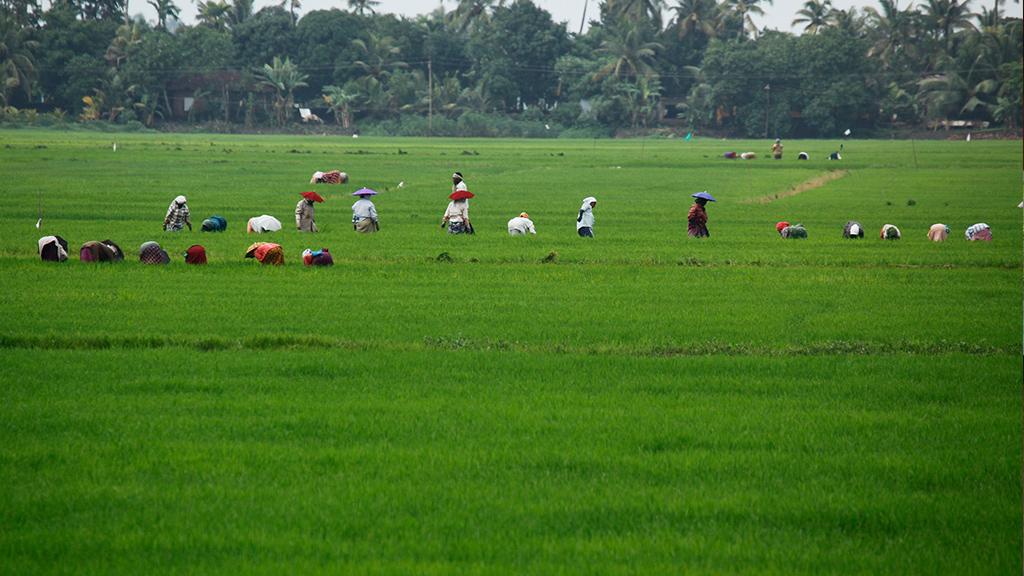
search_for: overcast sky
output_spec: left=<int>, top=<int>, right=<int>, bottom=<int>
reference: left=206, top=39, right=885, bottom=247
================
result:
left=126, top=0, right=1022, bottom=33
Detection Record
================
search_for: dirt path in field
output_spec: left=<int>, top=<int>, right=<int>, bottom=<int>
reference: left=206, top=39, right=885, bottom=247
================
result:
left=743, top=170, right=849, bottom=204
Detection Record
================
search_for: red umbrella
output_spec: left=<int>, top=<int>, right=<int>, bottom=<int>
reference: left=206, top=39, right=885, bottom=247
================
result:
left=301, top=191, right=325, bottom=203
left=449, top=190, right=475, bottom=201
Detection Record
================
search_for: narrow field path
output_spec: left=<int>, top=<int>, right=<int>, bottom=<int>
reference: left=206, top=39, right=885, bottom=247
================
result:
left=743, top=169, right=849, bottom=204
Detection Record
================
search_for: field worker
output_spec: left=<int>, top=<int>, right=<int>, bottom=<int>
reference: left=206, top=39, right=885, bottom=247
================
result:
left=507, top=212, right=536, bottom=236
left=184, top=245, right=207, bottom=264
left=771, top=138, right=783, bottom=159
left=296, top=191, right=323, bottom=232
left=798, top=152, right=809, bottom=160
left=38, top=235, right=69, bottom=262
left=351, top=188, right=379, bottom=233
left=775, top=221, right=790, bottom=235
left=139, top=241, right=170, bottom=264
left=829, top=151, right=842, bottom=160
left=452, top=171, right=468, bottom=193
left=164, top=195, right=192, bottom=232
left=927, top=223, right=950, bottom=242
left=302, top=248, right=334, bottom=266
left=843, top=220, right=864, bottom=238
left=443, top=189, right=474, bottom=234
left=201, top=215, right=227, bottom=232
left=740, top=152, right=757, bottom=160
left=577, top=197, right=597, bottom=237
left=965, top=223, right=991, bottom=241
left=781, top=223, right=807, bottom=239
left=880, top=224, right=901, bottom=240
left=688, top=191, right=715, bottom=238
left=245, top=242, right=284, bottom=265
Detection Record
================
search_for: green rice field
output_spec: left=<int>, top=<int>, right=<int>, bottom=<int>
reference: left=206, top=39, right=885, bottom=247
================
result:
left=0, top=130, right=1021, bottom=574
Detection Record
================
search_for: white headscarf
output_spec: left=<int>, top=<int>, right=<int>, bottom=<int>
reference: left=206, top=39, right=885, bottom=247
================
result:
left=174, top=195, right=187, bottom=205
left=580, top=197, right=597, bottom=212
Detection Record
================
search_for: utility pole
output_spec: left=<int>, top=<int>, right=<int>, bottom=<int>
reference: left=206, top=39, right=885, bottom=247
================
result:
left=763, top=83, right=771, bottom=138
left=579, top=0, right=588, bottom=35
left=428, top=57, right=433, bottom=137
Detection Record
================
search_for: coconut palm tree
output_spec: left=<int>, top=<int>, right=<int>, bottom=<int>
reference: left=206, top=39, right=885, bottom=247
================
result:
left=256, top=56, right=308, bottom=125
left=792, top=0, right=833, bottom=34
left=447, top=0, right=497, bottom=34
left=146, top=0, right=180, bottom=29
left=865, top=0, right=919, bottom=67
left=724, top=0, right=772, bottom=39
left=0, top=17, right=38, bottom=106
left=606, top=0, right=667, bottom=25
left=197, top=0, right=231, bottom=31
left=352, top=33, right=408, bottom=84
left=278, top=0, right=300, bottom=24
left=348, top=0, right=380, bottom=16
left=919, top=0, right=975, bottom=52
left=670, top=0, right=722, bottom=39
left=229, top=0, right=253, bottom=27
left=593, top=23, right=663, bottom=81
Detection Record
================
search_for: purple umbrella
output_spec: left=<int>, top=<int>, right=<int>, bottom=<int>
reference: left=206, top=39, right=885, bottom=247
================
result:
left=691, top=191, right=716, bottom=202
left=352, top=188, right=378, bottom=197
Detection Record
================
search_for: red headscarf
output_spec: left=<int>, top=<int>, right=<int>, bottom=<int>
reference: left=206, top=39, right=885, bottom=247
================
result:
left=185, top=245, right=207, bottom=265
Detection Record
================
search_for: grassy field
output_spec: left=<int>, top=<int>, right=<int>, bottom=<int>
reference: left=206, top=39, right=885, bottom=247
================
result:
left=0, top=130, right=1021, bottom=574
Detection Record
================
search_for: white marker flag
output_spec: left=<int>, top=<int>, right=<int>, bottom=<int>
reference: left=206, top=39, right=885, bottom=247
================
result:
left=843, top=129, right=851, bottom=136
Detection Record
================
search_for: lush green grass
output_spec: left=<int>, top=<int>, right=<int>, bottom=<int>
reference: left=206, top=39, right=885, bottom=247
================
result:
left=0, top=130, right=1020, bottom=574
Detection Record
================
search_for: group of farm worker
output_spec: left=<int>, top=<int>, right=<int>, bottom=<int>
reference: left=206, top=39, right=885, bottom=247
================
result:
left=724, top=139, right=842, bottom=161
left=771, top=220, right=992, bottom=241
left=37, top=161, right=1000, bottom=266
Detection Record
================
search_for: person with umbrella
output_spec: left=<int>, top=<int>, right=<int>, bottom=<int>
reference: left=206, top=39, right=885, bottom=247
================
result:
left=688, top=191, right=715, bottom=238
left=443, top=189, right=474, bottom=234
left=352, top=188, right=379, bottom=233
left=296, top=191, right=323, bottom=232
left=164, top=195, right=192, bottom=232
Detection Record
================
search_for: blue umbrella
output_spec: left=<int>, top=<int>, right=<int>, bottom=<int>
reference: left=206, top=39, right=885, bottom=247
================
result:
left=691, top=191, right=716, bottom=202
left=352, top=188, right=378, bottom=197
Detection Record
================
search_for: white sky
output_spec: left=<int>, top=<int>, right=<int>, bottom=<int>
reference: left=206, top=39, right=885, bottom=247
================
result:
left=127, top=0, right=1021, bottom=33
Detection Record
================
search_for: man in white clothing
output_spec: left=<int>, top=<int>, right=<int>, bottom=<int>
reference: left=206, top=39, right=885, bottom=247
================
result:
left=507, top=212, right=536, bottom=236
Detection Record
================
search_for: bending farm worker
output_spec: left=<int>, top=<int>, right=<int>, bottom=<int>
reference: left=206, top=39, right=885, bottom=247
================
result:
left=576, top=197, right=597, bottom=238
left=507, top=212, right=536, bottom=236
left=296, top=191, right=323, bottom=232
left=164, top=195, right=192, bottom=232
left=771, top=138, right=783, bottom=160
left=351, top=188, right=379, bottom=233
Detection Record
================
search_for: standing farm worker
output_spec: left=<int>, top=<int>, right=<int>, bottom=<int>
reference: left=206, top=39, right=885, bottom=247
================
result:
left=576, top=197, right=597, bottom=237
left=771, top=138, right=784, bottom=159
left=452, top=172, right=468, bottom=194
left=927, top=223, right=950, bottom=242
left=351, top=188, right=379, bottom=233
left=688, top=192, right=715, bottom=237
left=164, top=195, right=192, bottom=232
left=507, top=212, right=536, bottom=236
left=443, top=189, right=474, bottom=234
left=296, top=191, right=323, bottom=232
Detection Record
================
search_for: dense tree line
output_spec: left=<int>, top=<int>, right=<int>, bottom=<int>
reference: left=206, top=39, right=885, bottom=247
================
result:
left=1, top=0, right=1020, bottom=136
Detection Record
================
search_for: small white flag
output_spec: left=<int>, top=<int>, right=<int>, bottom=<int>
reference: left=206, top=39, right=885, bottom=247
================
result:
left=35, top=218, right=41, bottom=229
left=843, top=129, right=851, bottom=136
left=352, top=134, right=359, bottom=139
left=397, top=181, right=405, bottom=188
left=966, top=133, right=971, bottom=142
left=112, top=143, right=117, bottom=151
left=544, top=124, right=550, bottom=130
